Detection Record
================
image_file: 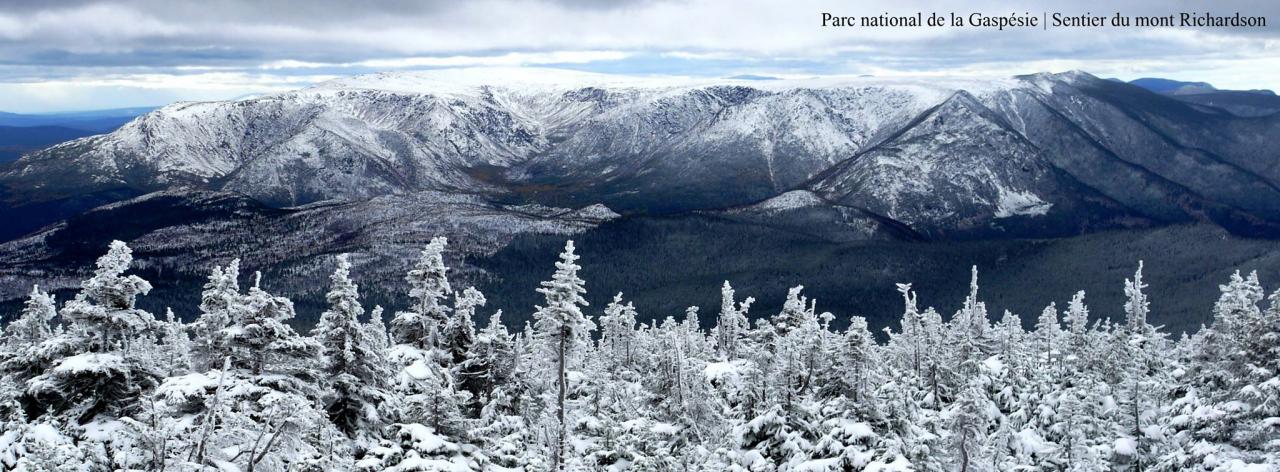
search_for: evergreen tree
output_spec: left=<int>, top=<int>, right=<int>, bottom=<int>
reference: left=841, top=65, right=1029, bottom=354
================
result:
left=461, top=310, right=514, bottom=415
left=365, top=305, right=389, bottom=353
left=60, top=240, right=155, bottom=352
left=598, top=293, right=638, bottom=374
left=446, top=287, right=485, bottom=366
left=157, top=308, right=191, bottom=377
left=189, top=259, right=241, bottom=371
left=312, top=255, right=394, bottom=448
left=1117, top=261, right=1166, bottom=471
left=714, top=281, right=752, bottom=360
left=227, top=272, right=321, bottom=391
left=27, top=241, right=162, bottom=424
left=532, top=240, right=594, bottom=470
left=1036, top=302, right=1061, bottom=370
left=391, top=237, right=453, bottom=351
left=951, top=382, right=991, bottom=472
left=4, top=286, right=56, bottom=348
left=1064, top=290, right=1092, bottom=372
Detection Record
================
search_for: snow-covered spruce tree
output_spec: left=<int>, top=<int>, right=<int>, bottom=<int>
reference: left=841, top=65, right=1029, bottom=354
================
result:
left=1054, top=381, right=1111, bottom=471
left=156, top=308, right=192, bottom=378
left=25, top=241, right=162, bottom=425
left=384, top=239, right=469, bottom=442
left=649, top=309, right=720, bottom=462
left=138, top=269, right=347, bottom=471
left=366, top=305, right=390, bottom=353
left=447, top=287, right=485, bottom=366
left=1159, top=270, right=1280, bottom=469
left=575, top=314, right=649, bottom=469
left=463, top=310, right=515, bottom=415
left=0, top=287, right=62, bottom=422
left=448, top=286, right=486, bottom=413
left=1235, top=277, right=1280, bottom=462
left=599, top=292, right=639, bottom=375
left=59, top=241, right=155, bottom=353
left=1115, top=261, right=1170, bottom=470
left=469, top=311, right=534, bottom=470
left=820, top=316, right=878, bottom=406
left=1035, top=302, right=1061, bottom=372
left=391, top=236, right=453, bottom=351
left=312, top=254, right=394, bottom=449
left=993, top=309, right=1027, bottom=379
left=1063, top=290, right=1092, bottom=368
left=3, top=286, right=56, bottom=349
left=230, top=272, right=323, bottom=392
left=888, top=282, right=924, bottom=378
left=915, top=306, right=949, bottom=411
left=188, top=258, right=241, bottom=371
left=532, top=239, right=595, bottom=470
left=715, top=281, right=753, bottom=361
left=951, top=266, right=994, bottom=370
left=770, top=285, right=825, bottom=408
left=950, top=382, right=992, bottom=472
left=448, top=286, right=491, bottom=411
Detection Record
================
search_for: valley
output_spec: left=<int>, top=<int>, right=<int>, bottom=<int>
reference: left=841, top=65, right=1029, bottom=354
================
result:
left=3, top=68, right=1279, bottom=335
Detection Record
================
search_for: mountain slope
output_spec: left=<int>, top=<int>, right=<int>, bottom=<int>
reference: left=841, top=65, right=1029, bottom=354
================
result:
left=809, top=90, right=1140, bottom=239
left=1003, top=74, right=1280, bottom=236
left=4, top=68, right=1280, bottom=242
left=1126, top=77, right=1280, bottom=117
left=0, top=189, right=618, bottom=322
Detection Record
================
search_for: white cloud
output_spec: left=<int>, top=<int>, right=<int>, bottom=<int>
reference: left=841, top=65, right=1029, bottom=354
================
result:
left=259, top=51, right=633, bottom=70
left=0, top=0, right=1276, bottom=110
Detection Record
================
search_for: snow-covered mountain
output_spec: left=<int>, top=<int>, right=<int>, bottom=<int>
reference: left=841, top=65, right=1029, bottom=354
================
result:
left=2, top=69, right=1277, bottom=240
left=12, top=68, right=1279, bottom=241
left=6, top=68, right=1280, bottom=330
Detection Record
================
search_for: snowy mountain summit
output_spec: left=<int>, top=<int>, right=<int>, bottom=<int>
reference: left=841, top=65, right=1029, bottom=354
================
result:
left=4, top=67, right=1280, bottom=240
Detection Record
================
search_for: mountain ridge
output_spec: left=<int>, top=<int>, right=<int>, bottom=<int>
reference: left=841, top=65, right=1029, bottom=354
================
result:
left=4, top=69, right=1280, bottom=330
left=4, top=68, right=1280, bottom=242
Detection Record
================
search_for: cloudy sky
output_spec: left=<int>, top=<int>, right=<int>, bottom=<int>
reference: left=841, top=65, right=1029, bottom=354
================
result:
left=0, top=0, right=1276, bottom=112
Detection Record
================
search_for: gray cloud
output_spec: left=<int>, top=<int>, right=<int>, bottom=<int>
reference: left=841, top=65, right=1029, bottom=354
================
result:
left=0, top=0, right=1275, bottom=111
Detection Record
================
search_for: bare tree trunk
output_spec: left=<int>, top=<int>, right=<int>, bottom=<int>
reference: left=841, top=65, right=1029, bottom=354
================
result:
left=1132, top=375, right=1143, bottom=472
left=931, top=365, right=941, bottom=409
left=190, top=358, right=231, bottom=466
left=555, top=329, right=567, bottom=471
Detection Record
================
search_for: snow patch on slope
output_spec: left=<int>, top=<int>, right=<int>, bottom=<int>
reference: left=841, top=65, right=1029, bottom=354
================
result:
left=562, top=203, right=621, bottom=221
left=733, top=190, right=827, bottom=214
left=994, top=186, right=1052, bottom=218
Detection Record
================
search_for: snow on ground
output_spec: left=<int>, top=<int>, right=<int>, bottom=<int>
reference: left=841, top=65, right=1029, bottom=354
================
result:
left=733, top=190, right=827, bottom=214
left=560, top=203, right=621, bottom=221
left=53, top=352, right=125, bottom=374
left=704, top=359, right=751, bottom=381
left=994, top=186, right=1052, bottom=218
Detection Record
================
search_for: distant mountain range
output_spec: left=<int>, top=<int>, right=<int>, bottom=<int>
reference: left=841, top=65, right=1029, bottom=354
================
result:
left=0, top=107, right=157, bottom=163
left=1123, top=78, right=1280, bottom=117
left=2, top=69, right=1279, bottom=332
left=0, top=107, right=160, bottom=130
left=0, top=125, right=97, bottom=163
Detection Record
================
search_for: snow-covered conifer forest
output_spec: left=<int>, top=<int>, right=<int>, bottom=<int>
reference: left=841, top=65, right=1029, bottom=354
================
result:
left=1, top=237, right=1278, bottom=471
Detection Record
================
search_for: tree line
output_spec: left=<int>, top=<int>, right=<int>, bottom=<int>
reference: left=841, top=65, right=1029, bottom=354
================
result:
left=0, top=238, right=1277, bottom=471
